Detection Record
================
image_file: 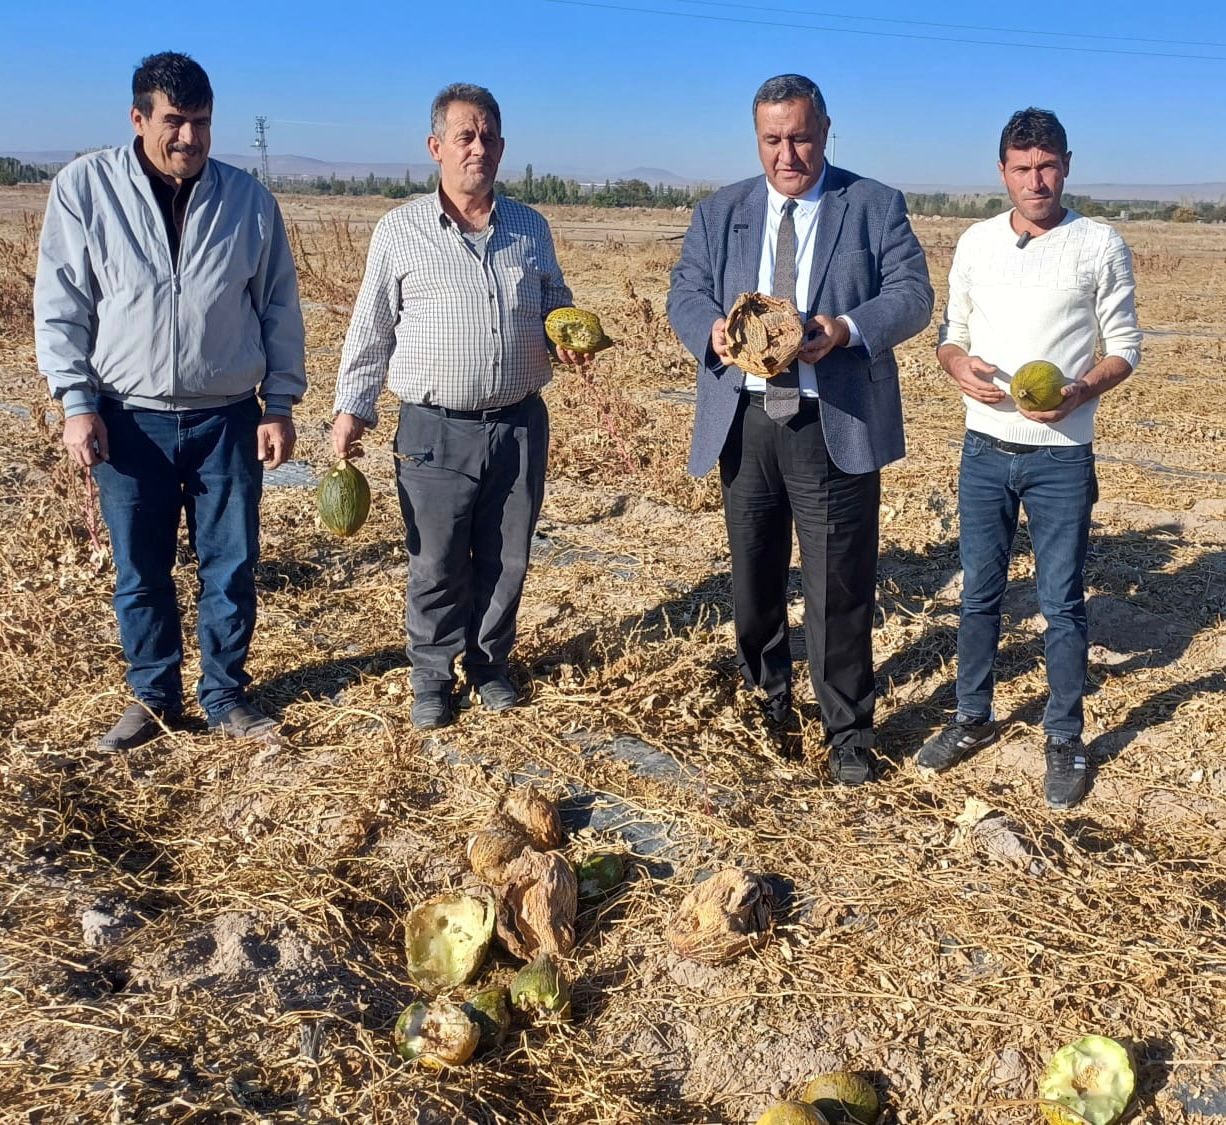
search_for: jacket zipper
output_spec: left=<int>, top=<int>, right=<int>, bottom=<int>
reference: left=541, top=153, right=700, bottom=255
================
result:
left=170, top=178, right=202, bottom=405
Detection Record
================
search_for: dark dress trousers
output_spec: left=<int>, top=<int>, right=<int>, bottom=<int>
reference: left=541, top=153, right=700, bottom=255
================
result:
left=667, top=168, right=933, bottom=746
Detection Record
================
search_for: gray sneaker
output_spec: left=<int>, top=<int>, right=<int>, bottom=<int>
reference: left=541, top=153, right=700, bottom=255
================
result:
left=915, top=716, right=997, bottom=774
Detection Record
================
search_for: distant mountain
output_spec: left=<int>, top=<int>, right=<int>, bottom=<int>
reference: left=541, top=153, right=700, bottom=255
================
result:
left=2, top=149, right=78, bottom=166
left=5, top=150, right=1222, bottom=201
left=1073, top=183, right=1226, bottom=203
left=899, top=181, right=1226, bottom=203
left=616, top=166, right=707, bottom=187
left=215, top=154, right=432, bottom=180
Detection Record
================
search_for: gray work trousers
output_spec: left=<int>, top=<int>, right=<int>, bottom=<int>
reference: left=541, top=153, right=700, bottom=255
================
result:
left=393, top=394, right=548, bottom=693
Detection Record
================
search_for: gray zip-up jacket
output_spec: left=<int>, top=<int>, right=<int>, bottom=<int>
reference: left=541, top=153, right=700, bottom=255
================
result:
left=35, top=142, right=306, bottom=418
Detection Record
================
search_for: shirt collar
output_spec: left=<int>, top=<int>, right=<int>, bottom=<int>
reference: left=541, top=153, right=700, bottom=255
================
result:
left=434, top=186, right=499, bottom=229
left=766, top=166, right=826, bottom=215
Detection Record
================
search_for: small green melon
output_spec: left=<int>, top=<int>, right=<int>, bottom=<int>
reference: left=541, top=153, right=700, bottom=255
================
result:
left=1011, top=360, right=1067, bottom=412
left=461, top=986, right=512, bottom=1052
left=317, top=458, right=371, bottom=537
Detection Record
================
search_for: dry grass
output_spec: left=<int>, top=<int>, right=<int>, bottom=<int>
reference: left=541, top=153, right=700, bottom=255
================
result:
left=0, top=185, right=1223, bottom=1123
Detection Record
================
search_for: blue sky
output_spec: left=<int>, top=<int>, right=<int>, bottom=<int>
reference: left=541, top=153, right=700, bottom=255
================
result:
left=3, top=0, right=1224, bottom=185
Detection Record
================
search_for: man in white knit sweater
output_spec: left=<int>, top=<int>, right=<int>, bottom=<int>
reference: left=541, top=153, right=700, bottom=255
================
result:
left=920, top=108, right=1141, bottom=809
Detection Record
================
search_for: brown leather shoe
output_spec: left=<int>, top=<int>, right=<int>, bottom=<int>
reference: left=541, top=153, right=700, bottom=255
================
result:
left=98, top=702, right=178, bottom=751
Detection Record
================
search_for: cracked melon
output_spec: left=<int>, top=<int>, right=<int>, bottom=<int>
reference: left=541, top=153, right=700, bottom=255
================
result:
left=545, top=307, right=614, bottom=354
left=403, top=893, right=494, bottom=992
left=1038, top=1036, right=1135, bottom=1125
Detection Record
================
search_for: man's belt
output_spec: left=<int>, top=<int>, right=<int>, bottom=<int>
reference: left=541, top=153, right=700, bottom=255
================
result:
left=969, top=430, right=1049, bottom=455
left=414, top=392, right=537, bottom=422
left=742, top=389, right=819, bottom=411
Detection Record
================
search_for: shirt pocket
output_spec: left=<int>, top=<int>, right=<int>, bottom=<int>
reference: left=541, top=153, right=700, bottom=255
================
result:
left=495, top=236, right=544, bottom=319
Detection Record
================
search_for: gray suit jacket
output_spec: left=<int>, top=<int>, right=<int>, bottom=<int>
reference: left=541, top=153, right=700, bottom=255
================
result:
left=667, top=168, right=933, bottom=477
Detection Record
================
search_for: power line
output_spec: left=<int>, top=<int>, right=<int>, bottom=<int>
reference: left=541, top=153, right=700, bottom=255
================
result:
left=544, top=0, right=1226, bottom=61
left=671, top=0, right=1226, bottom=51
left=252, top=116, right=271, bottom=186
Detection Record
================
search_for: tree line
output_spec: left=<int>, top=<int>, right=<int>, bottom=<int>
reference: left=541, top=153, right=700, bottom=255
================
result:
left=272, top=172, right=1223, bottom=221
left=262, top=164, right=714, bottom=208
left=905, top=191, right=1226, bottom=223
left=0, top=158, right=52, bottom=186
left=5, top=156, right=1222, bottom=222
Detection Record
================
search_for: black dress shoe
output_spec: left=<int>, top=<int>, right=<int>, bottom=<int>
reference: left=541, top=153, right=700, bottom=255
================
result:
left=828, top=743, right=875, bottom=786
left=760, top=693, right=794, bottom=727
left=461, top=675, right=519, bottom=712
left=411, top=691, right=455, bottom=730
left=98, top=702, right=178, bottom=751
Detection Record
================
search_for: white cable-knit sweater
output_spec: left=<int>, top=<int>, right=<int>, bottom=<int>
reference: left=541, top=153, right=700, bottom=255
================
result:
left=938, top=209, right=1142, bottom=446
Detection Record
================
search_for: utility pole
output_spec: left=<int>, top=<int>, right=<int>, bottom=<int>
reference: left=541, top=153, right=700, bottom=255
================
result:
left=252, top=116, right=271, bottom=186
left=830, top=132, right=838, bottom=165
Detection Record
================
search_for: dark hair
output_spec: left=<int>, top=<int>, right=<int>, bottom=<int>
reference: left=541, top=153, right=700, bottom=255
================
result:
left=752, top=74, right=827, bottom=122
left=430, top=83, right=501, bottom=138
left=999, top=108, right=1068, bottom=163
left=132, top=52, right=213, bottom=115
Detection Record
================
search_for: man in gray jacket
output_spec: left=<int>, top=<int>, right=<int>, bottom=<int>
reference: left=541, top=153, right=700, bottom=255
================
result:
left=34, top=52, right=306, bottom=749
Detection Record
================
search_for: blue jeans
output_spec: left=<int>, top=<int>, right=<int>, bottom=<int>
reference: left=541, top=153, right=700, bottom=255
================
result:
left=956, top=432, right=1097, bottom=738
left=92, top=397, right=262, bottom=720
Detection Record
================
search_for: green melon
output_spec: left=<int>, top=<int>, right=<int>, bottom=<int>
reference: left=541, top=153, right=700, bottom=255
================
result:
left=317, top=458, right=371, bottom=537
left=576, top=852, right=626, bottom=899
left=545, top=307, right=614, bottom=354
left=461, top=986, right=512, bottom=1052
left=801, top=1072, right=880, bottom=1124
left=510, top=953, right=571, bottom=1019
left=1010, top=360, right=1067, bottom=412
left=756, top=1103, right=829, bottom=1125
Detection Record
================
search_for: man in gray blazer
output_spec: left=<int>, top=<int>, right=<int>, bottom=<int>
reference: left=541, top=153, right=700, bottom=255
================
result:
left=667, top=74, right=932, bottom=783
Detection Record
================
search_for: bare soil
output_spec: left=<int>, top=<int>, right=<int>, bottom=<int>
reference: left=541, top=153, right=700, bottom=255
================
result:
left=0, top=184, right=1223, bottom=1123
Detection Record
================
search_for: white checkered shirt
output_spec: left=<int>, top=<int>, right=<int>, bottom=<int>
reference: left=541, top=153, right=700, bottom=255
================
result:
left=333, top=191, right=573, bottom=423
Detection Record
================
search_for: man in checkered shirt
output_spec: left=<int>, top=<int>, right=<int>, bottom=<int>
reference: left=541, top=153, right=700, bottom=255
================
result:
left=332, top=82, right=588, bottom=730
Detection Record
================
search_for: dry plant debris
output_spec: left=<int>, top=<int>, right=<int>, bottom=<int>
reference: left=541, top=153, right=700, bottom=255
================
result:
left=0, top=186, right=1223, bottom=1121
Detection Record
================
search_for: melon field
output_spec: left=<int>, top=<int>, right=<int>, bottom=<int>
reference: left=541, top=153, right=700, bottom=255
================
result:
left=0, top=184, right=1223, bottom=1122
